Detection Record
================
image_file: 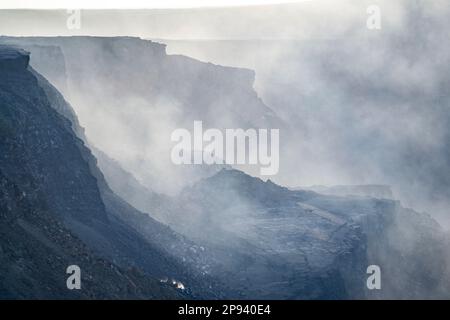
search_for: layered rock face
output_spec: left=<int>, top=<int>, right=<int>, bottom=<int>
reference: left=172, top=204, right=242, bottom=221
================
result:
left=0, top=37, right=278, bottom=127
left=0, top=36, right=285, bottom=194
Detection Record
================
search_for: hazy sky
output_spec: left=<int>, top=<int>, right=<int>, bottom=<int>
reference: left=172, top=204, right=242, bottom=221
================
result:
left=0, top=0, right=310, bottom=9
left=0, top=1, right=400, bottom=40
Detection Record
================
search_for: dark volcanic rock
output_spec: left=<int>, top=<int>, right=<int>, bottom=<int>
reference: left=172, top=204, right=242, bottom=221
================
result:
left=0, top=45, right=217, bottom=299
left=0, top=46, right=185, bottom=299
left=0, top=45, right=29, bottom=71
left=0, top=169, right=180, bottom=299
left=165, top=168, right=450, bottom=299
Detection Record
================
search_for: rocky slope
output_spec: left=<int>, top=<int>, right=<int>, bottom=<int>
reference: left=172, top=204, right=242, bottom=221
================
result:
left=0, top=169, right=180, bottom=299
left=162, top=169, right=450, bottom=299
left=0, top=45, right=219, bottom=299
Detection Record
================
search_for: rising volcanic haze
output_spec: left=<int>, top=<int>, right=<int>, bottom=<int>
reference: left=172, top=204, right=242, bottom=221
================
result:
left=149, top=1, right=450, bottom=226
left=158, top=0, right=450, bottom=226
left=1, top=0, right=450, bottom=226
